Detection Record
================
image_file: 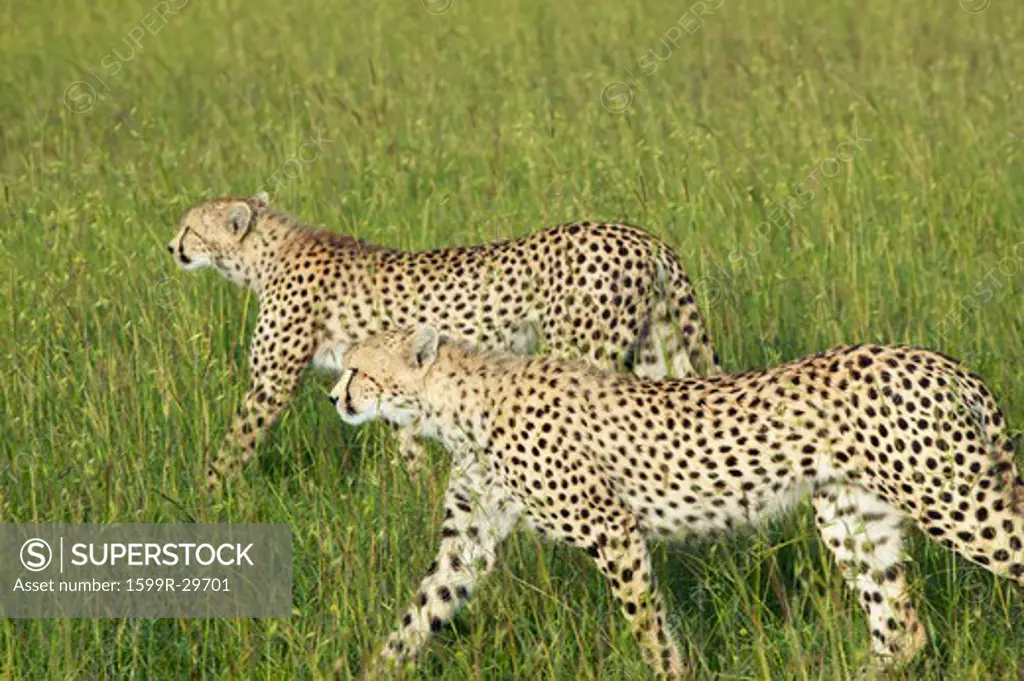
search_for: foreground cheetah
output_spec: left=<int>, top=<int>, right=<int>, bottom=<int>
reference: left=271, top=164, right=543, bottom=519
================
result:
left=330, top=326, right=1024, bottom=678
left=167, top=192, right=718, bottom=492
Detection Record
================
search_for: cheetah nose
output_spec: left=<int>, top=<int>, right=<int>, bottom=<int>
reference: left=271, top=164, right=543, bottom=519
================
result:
left=166, top=244, right=174, bottom=254
left=327, top=394, right=338, bottom=406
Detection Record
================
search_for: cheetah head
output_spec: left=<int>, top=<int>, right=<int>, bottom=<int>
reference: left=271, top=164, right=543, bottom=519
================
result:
left=329, top=326, right=441, bottom=427
left=167, top=192, right=270, bottom=274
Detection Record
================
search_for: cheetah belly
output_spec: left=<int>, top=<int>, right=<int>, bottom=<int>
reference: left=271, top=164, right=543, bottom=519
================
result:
left=622, top=478, right=813, bottom=539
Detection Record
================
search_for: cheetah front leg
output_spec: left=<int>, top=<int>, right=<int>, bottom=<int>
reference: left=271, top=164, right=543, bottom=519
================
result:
left=206, top=310, right=316, bottom=494
left=372, top=458, right=520, bottom=672
left=395, top=424, right=428, bottom=480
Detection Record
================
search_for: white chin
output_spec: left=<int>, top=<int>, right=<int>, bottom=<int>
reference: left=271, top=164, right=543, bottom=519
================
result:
left=179, top=258, right=209, bottom=271
left=337, top=410, right=374, bottom=426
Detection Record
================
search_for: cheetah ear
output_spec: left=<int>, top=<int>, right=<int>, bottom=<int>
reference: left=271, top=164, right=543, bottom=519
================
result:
left=250, top=191, right=270, bottom=211
left=410, top=325, right=440, bottom=369
left=228, top=202, right=253, bottom=238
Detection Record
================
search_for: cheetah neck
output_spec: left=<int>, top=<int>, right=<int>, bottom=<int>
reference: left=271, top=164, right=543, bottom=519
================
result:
left=236, top=212, right=384, bottom=294
left=417, top=345, right=515, bottom=452
left=234, top=214, right=304, bottom=293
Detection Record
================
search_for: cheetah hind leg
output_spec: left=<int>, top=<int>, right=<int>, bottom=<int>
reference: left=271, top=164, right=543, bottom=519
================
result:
left=812, top=484, right=928, bottom=669
left=915, top=452, right=1024, bottom=586
left=629, top=296, right=717, bottom=381
left=630, top=264, right=720, bottom=380
left=629, top=314, right=671, bottom=381
left=587, top=515, right=687, bottom=679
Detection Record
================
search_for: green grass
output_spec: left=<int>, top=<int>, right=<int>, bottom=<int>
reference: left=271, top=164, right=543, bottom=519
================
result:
left=2, top=0, right=1023, bottom=677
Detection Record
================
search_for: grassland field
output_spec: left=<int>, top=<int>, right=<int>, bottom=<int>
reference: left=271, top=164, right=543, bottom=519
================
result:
left=1, top=0, right=1023, bottom=678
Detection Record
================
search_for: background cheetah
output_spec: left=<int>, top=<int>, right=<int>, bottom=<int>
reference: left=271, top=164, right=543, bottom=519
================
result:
left=168, top=192, right=719, bottom=491
left=331, top=326, right=1024, bottom=679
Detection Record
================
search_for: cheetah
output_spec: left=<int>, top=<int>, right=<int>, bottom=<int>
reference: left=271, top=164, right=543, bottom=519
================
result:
left=167, top=192, right=719, bottom=492
left=329, top=326, right=1024, bottom=679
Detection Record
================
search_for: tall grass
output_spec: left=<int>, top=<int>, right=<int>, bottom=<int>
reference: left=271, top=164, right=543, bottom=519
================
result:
left=1, top=0, right=1022, bottom=677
